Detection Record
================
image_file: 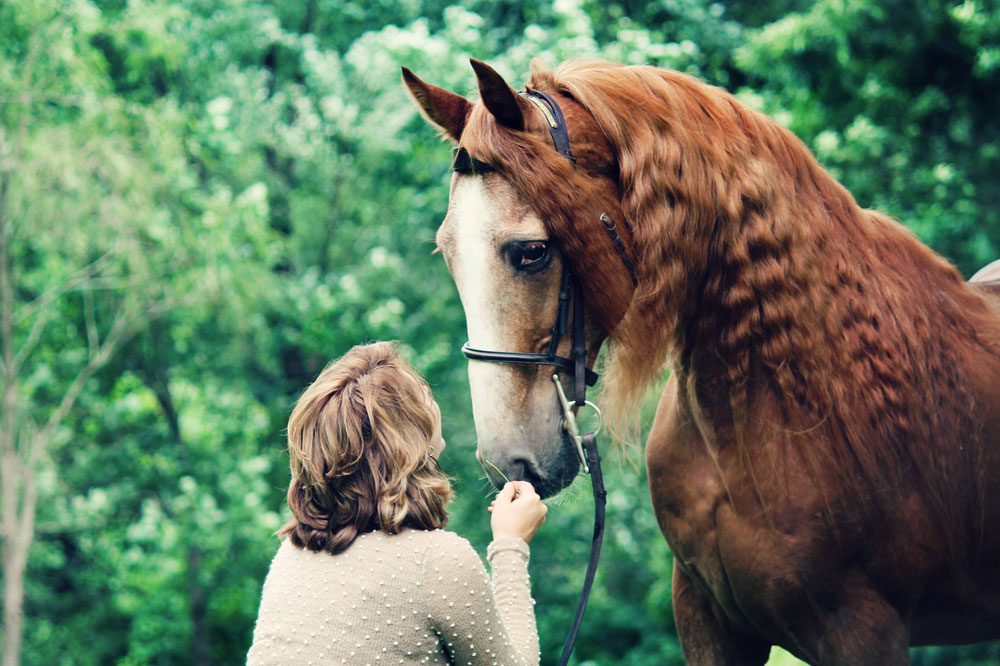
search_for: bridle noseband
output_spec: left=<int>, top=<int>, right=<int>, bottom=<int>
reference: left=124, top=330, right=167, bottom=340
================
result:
left=454, top=88, right=617, bottom=666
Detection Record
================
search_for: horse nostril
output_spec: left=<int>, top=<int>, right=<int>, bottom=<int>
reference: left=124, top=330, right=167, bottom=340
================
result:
left=506, top=458, right=530, bottom=482
left=483, top=455, right=547, bottom=491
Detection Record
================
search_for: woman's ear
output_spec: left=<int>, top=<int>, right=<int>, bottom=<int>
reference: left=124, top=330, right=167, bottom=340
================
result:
left=401, top=67, right=471, bottom=142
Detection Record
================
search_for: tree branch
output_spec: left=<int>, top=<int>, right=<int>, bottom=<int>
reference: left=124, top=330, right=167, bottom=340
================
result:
left=83, top=290, right=99, bottom=360
left=33, top=306, right=136, bottom=450
left=13, top=252, right=113, bottom=325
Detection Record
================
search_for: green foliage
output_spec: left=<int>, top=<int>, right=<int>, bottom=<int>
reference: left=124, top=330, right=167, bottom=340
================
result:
left=2, top=1, right=998, bottom=665
left=736, top=0, right=1000, bottom=275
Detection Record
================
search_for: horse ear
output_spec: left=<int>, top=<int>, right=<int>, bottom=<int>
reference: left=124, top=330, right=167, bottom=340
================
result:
left=401, top=67, right=470, bottom=142
left=470, top=59, right=526, bottom=131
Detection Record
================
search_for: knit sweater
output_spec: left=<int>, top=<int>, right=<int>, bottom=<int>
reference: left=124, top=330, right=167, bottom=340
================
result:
left=246, top=529, right=539, bottom=666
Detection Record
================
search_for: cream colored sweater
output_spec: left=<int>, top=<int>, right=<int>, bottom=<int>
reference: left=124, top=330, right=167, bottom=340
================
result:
left=246, top=529, right=539, bottom=666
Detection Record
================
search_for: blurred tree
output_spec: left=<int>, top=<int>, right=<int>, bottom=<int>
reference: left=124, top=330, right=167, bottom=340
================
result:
left=0, top=3, right=186, bottom=664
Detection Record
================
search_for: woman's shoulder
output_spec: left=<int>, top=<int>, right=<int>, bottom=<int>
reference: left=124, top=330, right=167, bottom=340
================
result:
left=419, top=530, right=491, bottom=585
left=387, top=528, right=477, bottom=558
left=378, top=529, right=483, bottom=572
left=428, top=527, right=480, bottom=548
left=269, top=529, right=480, bottom=568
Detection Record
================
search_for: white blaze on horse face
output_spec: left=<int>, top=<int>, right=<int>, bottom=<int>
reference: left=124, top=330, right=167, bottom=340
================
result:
left=439, top=172, right=569, bottom=491
left=457, top=187, right=517, bottom=442
left=447, top=175, right=522, bottom=354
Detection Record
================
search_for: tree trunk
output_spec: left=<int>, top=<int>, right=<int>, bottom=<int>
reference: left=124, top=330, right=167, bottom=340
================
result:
left=188, top=547, right=210, bottom=666
left=1, top=474, right=32, bottom=666
left=1, top=139, right=26, bottom=666
left=138, top=348, right=211, bottom=666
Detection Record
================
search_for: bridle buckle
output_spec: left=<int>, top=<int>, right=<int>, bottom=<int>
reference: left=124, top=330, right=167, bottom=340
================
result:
left=552, top=373, right=602, bottom=474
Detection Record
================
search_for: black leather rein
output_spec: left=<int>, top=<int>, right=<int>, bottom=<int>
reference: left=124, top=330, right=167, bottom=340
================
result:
left=455, top=88, right=608, bottom=666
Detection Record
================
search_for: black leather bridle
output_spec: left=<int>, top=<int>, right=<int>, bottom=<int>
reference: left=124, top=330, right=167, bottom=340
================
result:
left=453, top=88, right=616, bottom=666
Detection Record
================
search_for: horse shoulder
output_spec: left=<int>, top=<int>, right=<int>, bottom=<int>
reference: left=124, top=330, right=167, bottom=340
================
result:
left=645, top=371, right=726, bottom=557
left=645, top=372, right=751, bottom=628
left=647, top=371, right=829, bottom=654
left=645, top=373, right=778, bottom=612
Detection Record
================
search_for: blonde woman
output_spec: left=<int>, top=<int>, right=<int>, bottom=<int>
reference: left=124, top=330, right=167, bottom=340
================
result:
left=247, top=341, right=548, bottom=666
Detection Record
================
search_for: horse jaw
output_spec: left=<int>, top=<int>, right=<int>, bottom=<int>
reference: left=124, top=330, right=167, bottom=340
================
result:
left=439, top=173, right=581, bottom=498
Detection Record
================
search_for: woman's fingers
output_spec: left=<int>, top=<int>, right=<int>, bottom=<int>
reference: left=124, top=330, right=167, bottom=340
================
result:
left=496, top=482, right=517, bottom=503
left=490, top=481, right=548, bottom=543
left=507, top=480, right=536, bottom=498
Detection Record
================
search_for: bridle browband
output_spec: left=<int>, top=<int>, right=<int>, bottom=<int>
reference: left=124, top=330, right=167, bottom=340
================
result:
left=454, top=87, right=624, bottom=666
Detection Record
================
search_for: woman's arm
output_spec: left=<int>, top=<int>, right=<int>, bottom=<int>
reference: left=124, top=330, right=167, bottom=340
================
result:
left=485, top=481, right=547, bottom=661
left=487, top=536, right=539, bottom=662
left=425, top=531, right=539, bottom=666
left=426, top=482, right=547, bottom=665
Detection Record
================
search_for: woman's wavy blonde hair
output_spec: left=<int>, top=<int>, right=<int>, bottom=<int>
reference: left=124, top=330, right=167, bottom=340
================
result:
left=278, top=341, right=453, bottom=554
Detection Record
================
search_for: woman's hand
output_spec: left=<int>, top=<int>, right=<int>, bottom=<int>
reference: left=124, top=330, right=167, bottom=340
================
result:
left=488, top=481, right=548, bottom=544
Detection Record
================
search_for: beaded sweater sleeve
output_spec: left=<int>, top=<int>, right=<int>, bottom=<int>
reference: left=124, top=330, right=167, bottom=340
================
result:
left=485, top=537, right=538, bottom=662
left=424, top=532, right=539, bottom=666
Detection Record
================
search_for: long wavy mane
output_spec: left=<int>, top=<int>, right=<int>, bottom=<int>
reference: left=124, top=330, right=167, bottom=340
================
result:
left=463, top=60, right=1000, bottom=546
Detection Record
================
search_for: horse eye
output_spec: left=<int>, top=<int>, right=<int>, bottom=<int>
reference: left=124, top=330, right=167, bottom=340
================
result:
left=509, top=241, right=550, bottom=272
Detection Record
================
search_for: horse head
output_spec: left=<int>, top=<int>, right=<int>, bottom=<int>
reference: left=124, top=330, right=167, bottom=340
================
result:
left=403, top=60, right=637, bottom=497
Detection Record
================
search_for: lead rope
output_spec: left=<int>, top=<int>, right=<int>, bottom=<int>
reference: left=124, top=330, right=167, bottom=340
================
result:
left=551, top=276, right=606, bottom=666
left=556, top=431, right=605, bottom=666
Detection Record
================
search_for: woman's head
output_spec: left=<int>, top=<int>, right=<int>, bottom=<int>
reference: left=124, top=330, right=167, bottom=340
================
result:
left=279, top=341, right=453, bottom=554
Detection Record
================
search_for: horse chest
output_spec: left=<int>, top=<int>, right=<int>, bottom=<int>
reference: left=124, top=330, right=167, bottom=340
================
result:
left=646, top=371, right=838, bottom=639
left=645, top=374, right=776, bottom=615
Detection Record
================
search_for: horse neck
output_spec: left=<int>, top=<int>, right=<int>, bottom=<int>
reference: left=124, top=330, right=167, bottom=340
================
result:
left=667, top=179, right=993, bottom=452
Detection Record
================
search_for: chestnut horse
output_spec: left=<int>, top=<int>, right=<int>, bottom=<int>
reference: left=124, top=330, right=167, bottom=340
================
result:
left=403, top=59, right=1000, bottom=665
